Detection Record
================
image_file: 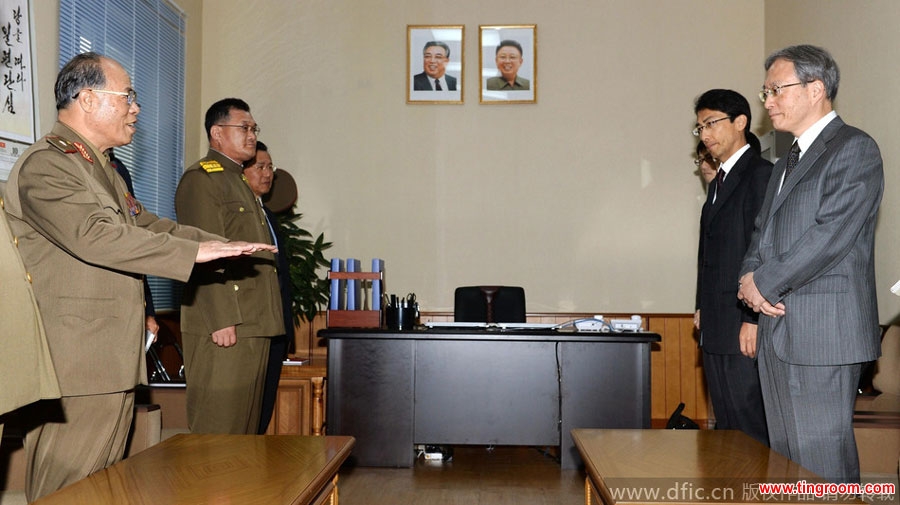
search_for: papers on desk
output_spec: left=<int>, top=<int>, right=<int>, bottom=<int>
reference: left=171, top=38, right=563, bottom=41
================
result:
left=424, top=321, right=558, bottom=330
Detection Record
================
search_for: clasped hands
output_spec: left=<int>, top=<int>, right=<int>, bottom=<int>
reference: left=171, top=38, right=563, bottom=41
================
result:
left=737, top=272, right=785, bottom=318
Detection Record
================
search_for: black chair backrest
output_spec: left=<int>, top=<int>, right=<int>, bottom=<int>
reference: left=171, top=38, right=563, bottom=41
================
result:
left=454, top=286, right=526, bottom=323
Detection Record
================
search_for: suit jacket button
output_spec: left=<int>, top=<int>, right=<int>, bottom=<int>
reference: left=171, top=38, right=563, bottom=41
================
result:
left=233, top=285, right=240, bottom=291
left=0, top=196, right=4, bottom=209
left=13, top=236, right=18, bottom=247
left=26, top=272, right=32, bottom=283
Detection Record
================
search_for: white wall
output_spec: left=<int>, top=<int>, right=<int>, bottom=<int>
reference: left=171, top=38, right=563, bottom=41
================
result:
left=198, top=0, right=766, bottom=313
left=28, top=0, right=899, bottom=322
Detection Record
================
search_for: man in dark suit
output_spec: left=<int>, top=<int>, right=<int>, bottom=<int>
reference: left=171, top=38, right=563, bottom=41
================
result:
left=413, top=41, right=457, bottom=91
left=693, top=89, right=772, bottom=445
left=738, top=45, right=884, bottom=483
left=242, top=141, right=295, bottom=434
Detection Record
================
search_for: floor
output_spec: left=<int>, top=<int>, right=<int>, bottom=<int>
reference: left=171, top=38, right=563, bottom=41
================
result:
left=337, top=444, right=899, bottom=505
left=338, top=445, right=586, bottom=505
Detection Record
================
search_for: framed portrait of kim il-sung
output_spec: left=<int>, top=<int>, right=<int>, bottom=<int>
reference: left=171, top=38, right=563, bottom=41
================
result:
left=479, top=24, right=537, bottom=104
left=407, top=25, right=464, bottom=104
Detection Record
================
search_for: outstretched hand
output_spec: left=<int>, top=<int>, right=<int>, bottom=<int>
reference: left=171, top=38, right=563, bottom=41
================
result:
left=196, top=241, right=277, bottom=263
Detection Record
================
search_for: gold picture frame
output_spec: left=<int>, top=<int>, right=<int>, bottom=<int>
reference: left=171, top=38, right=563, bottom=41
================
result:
left=407, top=25, right=464, bottom=104
left=479, top=24, right=537, bottom=104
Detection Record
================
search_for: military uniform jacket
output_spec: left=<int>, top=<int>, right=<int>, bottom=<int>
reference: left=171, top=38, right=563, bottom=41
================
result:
left=2, top=122, right=218, bottom=396
left=176, top=149, right=283, bottom=338
left=0, top=202, right=60, bottom=415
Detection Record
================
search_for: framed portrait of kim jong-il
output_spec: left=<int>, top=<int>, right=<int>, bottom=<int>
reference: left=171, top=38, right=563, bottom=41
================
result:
left=480, top=25, right=536, bottom=104
left=407, top=25, right=464, bottom=104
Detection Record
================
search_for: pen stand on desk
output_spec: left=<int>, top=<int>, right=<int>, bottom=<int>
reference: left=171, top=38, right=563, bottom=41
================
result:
left=326, top=270, right=383, bottom=328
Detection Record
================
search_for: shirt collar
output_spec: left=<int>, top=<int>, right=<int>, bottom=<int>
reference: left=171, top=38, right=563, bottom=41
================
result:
left=795, top=110, right=837, bottom=159
left=718, top=143, right=751, bottom=178
left=210, top=148, right=245, bottom=168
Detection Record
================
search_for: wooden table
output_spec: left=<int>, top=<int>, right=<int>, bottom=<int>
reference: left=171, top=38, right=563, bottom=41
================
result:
left=33, top=434, right=355, bottom=505
left=571, top=429, right=864, bottom=505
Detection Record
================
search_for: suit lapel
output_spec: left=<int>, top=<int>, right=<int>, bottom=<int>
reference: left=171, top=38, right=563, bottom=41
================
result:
left=769, top=117, right=844, bottom=216
left=706, top=149, right=751, bottom=223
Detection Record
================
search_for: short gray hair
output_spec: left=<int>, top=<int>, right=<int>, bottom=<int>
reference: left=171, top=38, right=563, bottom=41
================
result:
left=765, top=44, right=840, bottom=102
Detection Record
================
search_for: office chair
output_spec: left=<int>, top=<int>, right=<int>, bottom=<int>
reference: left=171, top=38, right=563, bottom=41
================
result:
left=454, top=286, right=526, bottom=323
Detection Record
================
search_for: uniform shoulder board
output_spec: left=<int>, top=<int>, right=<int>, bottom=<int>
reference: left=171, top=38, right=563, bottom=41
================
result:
left=46, top=136, right=78, bottom=154
left=199, top=160, right=224, bottom=173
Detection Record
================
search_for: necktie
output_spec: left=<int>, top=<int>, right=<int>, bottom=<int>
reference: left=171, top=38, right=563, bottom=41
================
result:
left=785, top=141, right=801, bottom=179
left=259, top=199, right=278, bottom=246
left=434, top=79, right=442, bottom=91
left=713, top=168, right=725, bottom=203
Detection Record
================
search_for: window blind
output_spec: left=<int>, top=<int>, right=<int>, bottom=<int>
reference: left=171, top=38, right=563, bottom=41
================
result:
left=59, top=0, right=186, bottom=310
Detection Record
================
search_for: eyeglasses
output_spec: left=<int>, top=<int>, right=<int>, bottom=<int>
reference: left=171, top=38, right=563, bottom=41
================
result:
left=250, top=162, right=275, bottom=173
left=692, top=117, right=730, bottom=137
left=218, top=124, right=260, bottom=136
left=423, top=54, right=448, bottom=61
left=758, top=82, right=805, bottom=102
left=694, top=154, right=715, bottom=166
left=78, top=88, right=138, bottom=106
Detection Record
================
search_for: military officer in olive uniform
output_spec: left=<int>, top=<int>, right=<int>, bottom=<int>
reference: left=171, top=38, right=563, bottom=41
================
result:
left=175, top=98, right=284, bottom=434
left=3, top=53, right=277, bottom=501
left=0, top=202, right=60, bottom=440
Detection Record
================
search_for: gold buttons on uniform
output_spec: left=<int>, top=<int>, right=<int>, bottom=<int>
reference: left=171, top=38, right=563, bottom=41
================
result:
left=239, top=207, right=245, bottom=212
left=26, top=272, right=32, bottom=283
left=233, top=285, right=240, bottom=291
left=0, top=196, right=4, bottom=208
left=13, top=236, right=18, bottom=247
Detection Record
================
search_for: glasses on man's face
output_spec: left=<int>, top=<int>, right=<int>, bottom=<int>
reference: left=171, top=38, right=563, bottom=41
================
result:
left=691, top=116, right=730, bottom=137
left=423, top=53, right=447, bottom=61
left=218, top=124, right=260, bottom=136
left=758, top=82, right=805, bottom=102
left=252, top=162, right=275, bottom=173
left=694, top=154, right=715, bottom=166
left=78, top=88, right=138, bottom=106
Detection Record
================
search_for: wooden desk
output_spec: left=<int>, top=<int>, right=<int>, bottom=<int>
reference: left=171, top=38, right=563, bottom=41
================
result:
left=33, top=434, right=354, bottom=505
left=324, top=328, right=659, bottom=469
left=267, top=362, right=327, bottom=436
left=571, top=429, right=863, bottom=505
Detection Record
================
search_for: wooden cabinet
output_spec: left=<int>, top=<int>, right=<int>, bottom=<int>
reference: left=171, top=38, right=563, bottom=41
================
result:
left=266, top=363, right=326, bottom=436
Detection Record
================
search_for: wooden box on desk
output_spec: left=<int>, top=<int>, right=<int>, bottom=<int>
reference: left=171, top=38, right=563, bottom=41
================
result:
left=327, top=270, right=383, bottom=328
left=327, top=309, right=382, bottom=328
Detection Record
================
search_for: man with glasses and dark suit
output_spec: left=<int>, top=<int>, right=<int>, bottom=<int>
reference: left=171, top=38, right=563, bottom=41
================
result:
left=693, top=89, right=772, bottom=446
left=413, top=41, right=457, bottom=91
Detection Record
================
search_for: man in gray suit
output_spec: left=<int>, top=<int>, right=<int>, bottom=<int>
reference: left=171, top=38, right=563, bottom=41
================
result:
left=738, top=45, right=883, bottom=483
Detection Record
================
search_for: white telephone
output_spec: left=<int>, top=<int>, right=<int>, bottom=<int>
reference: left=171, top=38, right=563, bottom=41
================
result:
left=574, top=315, right=610, bottom=332
left=571, top=314, right=643, bottom=332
